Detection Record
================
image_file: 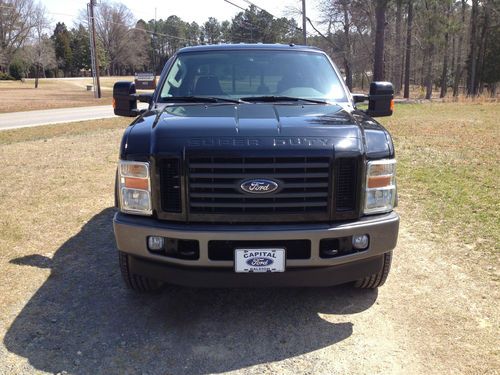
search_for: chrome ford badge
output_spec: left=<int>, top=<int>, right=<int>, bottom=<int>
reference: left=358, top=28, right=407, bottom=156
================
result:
left=240, top=179, right=279, bottom=194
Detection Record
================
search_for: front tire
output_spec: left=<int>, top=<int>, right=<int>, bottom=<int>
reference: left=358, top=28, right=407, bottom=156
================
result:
left=118, top=251, right=162, bottom=292
left=354, top=251, right=392, bottom=289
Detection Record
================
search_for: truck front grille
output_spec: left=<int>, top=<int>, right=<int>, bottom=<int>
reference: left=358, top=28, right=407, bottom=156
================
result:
left=159, top=158, right=182, bottom=212
left=187, top=156, right=331, bottom=221
left=335, top=158, right=358, bottom=212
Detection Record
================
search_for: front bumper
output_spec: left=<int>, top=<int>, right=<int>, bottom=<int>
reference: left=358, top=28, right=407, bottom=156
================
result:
left=113, top=212, right=399, bottom=286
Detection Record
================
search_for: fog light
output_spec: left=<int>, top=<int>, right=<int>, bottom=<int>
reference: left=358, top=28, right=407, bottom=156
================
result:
left=352, top=234, right=369, bottom=250
left=148, top=236, right=164, bottom=251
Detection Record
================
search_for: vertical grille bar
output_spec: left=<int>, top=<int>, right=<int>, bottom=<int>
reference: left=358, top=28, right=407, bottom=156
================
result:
left=335, top=158, right=358, bottom=212
left=160, top=158, right=182, bottom=212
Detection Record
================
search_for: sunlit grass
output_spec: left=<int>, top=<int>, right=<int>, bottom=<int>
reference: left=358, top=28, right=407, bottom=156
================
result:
left=381, top=102, right=499, bottom=253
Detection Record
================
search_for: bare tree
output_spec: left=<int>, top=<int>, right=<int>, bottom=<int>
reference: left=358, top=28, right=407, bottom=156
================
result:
left=29, top=4, right=54, bottom=87
left=452, top=0, right=466, bottom=97
left=393, top=0, right=403, bottom=93
left=373, top=0, right=388, bottom=81
left=467, top=0, right=479, bottom=96
left=403, top=0, right=413, bottom=98
left=440, top=2, right=452, bottom=98
left=93, top=1, right=135, bottom=75
left=0, top=0, right=39, bottom=72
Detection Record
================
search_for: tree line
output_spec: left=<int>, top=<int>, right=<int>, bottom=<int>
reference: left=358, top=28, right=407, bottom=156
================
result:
left=0, top=0, right=498, bottom=98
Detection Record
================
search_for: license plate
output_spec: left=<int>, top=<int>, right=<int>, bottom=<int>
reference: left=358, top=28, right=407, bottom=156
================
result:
left=234, top=248, right=285, bottom=273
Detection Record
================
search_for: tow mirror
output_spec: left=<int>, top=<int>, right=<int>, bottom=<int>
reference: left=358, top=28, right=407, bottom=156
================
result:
left=113, top=81, right=138, bottom=117
left=366, top=81, right=394, bottom=117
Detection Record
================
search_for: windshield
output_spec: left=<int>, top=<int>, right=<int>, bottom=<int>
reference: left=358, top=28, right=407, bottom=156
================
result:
left=159, top=50, right=348, bottom=102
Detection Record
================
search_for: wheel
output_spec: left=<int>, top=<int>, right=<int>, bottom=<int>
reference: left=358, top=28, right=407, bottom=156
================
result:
left=118, top=251, right=162, bottom=292
left=354, top=251, right=392, bottom=289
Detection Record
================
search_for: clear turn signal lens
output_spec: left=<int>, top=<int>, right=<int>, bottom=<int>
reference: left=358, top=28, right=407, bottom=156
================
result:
left=118, top=161, right=152, bottom=216
left=364, top=159, right=397, bottom=215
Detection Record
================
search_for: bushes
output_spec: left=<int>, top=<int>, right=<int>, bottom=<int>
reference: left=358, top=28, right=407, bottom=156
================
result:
left=0, top=72, right=16, bottom=80
left=9, top=61, right=25, bottom=79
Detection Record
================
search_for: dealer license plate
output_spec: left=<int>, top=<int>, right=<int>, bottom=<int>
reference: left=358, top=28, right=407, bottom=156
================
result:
left=234, top=248, right=286, bottom=273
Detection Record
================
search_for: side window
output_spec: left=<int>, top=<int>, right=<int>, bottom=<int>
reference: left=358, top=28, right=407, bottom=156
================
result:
left=161, top=59, right=186, bottom=97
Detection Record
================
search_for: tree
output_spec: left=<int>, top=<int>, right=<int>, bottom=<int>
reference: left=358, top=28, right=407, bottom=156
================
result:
left=403, top=0, right=413, bottom=98
left=203, top=17, right=221, bottom=44
left=452, top=0, right=466, bottom=97
left=51, top=22, right=72, bottom=76
left=0, top=0, right=39, bottom=73
left=93, top=1, right=135, bottom=75
left=393, top=0, right=403, bottom=93
left=69, top=24, right=91, bottom=75
left=466, top=0, right=479, bottom=96
left=373, top=0, right=388, bottom=81
left=30, top=4, right=55, bottom=87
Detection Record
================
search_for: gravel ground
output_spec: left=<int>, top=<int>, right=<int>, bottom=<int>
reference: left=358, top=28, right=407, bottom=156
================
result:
left=1, top=211, right=498, bottom=374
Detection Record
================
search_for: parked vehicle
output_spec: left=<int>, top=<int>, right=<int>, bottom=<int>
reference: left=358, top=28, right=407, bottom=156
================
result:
left=112, top=44, right=399, bottom=291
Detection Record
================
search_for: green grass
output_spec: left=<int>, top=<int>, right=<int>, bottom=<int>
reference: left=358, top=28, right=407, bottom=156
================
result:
left=381, top=102, right=499, bottom=253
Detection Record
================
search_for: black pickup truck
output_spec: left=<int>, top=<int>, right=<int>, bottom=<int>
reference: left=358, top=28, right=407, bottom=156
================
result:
left=112, top=44, right=399, bottom=291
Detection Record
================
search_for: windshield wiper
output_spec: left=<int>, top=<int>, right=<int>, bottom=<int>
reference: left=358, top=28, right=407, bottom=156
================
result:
left=160, top=96, right=243, bottom=104
left=240, top=96, right=327, bottom=104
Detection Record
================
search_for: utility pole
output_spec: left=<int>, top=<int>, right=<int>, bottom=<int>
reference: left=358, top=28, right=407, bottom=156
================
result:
left=88, top=0, right=101, bottom=98
left=302, top=0, right=307, bottom=45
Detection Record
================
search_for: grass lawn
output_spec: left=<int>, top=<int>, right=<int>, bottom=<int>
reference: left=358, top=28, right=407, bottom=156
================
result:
left=381, top=102, right=499, bottom=255
left=0, top=76, right=135, bottom=113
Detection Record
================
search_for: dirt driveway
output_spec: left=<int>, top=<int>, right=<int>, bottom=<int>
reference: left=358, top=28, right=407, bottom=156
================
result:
left=0, top=114, right=498, bottom=374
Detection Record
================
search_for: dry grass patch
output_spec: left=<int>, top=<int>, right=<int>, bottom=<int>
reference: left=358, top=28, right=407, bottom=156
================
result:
left=0, top=117, right=129, bottom=145
left=0, top=77, right=134, bottom=113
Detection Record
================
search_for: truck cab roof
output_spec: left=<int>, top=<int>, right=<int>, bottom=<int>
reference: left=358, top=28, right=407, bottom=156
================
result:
left=177, top=43, right=323, bottom=54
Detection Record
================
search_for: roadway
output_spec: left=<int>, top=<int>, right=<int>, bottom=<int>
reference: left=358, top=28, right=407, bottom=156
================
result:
left=0, top=105, right=116, bottom=131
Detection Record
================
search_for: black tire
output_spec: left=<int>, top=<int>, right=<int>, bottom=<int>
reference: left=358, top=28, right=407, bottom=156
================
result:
left=354, top=251, right=392, bottom=289
left=118, top=251, right=162, bottom=292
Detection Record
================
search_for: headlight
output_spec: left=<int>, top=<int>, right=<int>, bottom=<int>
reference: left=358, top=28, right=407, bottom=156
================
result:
left=118, top=160, right=152, bottom=215
left=364, top=159, right=396, bottom=214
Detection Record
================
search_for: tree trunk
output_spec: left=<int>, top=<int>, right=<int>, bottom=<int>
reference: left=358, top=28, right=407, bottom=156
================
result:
left=394, top=0, right=403, bottom=94
left=450, top=33, right=456, bottom=84
left=439, top=39, right=449, bottom=98
left=35, top=65, right=39, bottom=89
left=404, top=0, right=413, bottom=99
left=453, top=0, right=466, bottom=97
left=342, top=1, right=353, bottom=90
left=475, top=5, right=489, bottom=95
left=373, top=0, right=388, bottom=81
left=467, top=0, right=479, bottom=96
left=425, top=44, right=434, bottom=99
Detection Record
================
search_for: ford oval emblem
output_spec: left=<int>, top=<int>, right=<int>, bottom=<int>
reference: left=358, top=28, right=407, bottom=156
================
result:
left=240, top=179, right=279, bottom=194
left=246, top=257, right=274, bottom=267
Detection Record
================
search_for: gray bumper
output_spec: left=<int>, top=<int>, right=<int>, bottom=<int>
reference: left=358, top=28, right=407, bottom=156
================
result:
left=113, top=212, right=399, bottom=269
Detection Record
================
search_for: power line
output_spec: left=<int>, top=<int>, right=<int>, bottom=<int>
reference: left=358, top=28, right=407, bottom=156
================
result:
left=222, top=0, right=246, bottom=12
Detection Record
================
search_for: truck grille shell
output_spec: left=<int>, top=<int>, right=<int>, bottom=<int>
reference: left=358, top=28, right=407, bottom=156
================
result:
left=158, top=154, right=359, bottom=223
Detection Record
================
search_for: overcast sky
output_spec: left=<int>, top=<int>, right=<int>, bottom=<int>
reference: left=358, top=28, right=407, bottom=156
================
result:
left=40, top=0, right=323, bottom=30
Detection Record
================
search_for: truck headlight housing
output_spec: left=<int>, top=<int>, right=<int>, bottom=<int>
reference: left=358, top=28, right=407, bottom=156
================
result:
left=364, top=159, right=397, bottom=215
left=118, top=160, right=152, bottom=215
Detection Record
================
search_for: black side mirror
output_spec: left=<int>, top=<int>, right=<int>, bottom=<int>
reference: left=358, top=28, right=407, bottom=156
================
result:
left=113, top=81, right=138, bottom=117
left=366, top=81, right=394, bottom=117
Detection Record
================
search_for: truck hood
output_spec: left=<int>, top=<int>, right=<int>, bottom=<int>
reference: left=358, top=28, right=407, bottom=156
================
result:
left=122, top=103, right=394, bottom=159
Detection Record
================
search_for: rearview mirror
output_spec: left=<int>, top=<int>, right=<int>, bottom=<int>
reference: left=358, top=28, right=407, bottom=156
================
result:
left=113, top=81, right=138, bottom=117
left=366, top=81, right=394, bottom=117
